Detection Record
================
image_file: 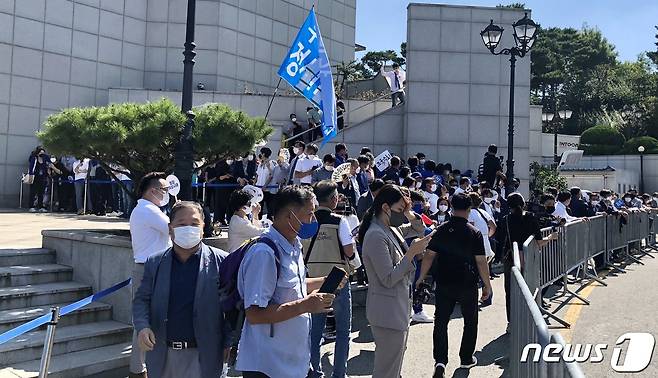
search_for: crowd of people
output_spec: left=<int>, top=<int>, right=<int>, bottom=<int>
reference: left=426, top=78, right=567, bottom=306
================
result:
left=24, top=146, right=133, bottom=217
left=28, top=139, right=658, bottom=378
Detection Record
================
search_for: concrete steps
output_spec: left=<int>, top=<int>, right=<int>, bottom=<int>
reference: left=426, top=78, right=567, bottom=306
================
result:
left=0, top=248, right=132, bottom=377
left=0, top=302, right=113, bottom=333
left=0, top=248, right=56, bottom=267
left=0, top=342, right=131, bottom=378
left=0, top=264, right=73, bottom=287
left=0, top=282, right=92, bottom=311
left=0, top=320, right=132, bottom=366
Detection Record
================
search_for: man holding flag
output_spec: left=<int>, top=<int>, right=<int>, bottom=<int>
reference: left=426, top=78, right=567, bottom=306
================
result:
left=278, top=7, right=337, bottom=147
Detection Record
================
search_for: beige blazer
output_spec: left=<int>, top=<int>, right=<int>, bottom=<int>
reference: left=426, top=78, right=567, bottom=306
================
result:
left=362, top=216, right=425, bottom=331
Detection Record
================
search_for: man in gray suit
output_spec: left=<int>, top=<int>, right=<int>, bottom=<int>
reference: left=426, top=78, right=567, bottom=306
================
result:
left=133, top=201, right=229, bottom=378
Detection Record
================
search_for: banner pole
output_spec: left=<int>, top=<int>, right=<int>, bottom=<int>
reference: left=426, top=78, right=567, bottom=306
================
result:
left=264, top=77, right=283, bottom=122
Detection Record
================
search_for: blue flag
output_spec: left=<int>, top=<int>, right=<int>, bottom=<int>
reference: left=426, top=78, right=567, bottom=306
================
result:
left=278, top=8, right=336, bottom=145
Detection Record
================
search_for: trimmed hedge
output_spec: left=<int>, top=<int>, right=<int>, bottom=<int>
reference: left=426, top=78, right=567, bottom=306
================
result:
left=620, top=136, right=658, bottom=154
left=580, top=126, right=625, bottom=146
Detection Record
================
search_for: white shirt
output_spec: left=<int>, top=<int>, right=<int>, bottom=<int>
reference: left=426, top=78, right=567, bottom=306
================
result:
left=381, top=68, right=406, bottom=93
left=337, top=217, right=355, bottom=247
left=129, top=199, right=172, bottom=263
left=256, top=160, right=276, bottom=189
left=423, top=191, right=440, bottom=214
left=73, top=159, right=90, bottom=181
left=468, top=208, right=494, bottom=258
left=228, top=214, right=267, bottom=253
left=295, top=155, right=322, bottom=185
left=552, top=201, right=579, bottom=223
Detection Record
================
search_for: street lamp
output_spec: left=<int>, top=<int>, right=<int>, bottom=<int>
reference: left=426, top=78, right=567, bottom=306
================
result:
left=174, top=0, right=197, bottom=200
left=542, top=108, right=573, bottom=163
left=638, top=145, right=645, bottom=194
left=481, top=13, right=538, bottom=196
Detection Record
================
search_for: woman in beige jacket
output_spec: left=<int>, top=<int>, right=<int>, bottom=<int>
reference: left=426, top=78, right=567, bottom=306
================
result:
left=358, top=185, right=433, bottom=377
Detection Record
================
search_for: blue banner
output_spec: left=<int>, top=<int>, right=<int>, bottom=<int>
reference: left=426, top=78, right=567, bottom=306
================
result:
left=277, top=8, right=337, bottom=146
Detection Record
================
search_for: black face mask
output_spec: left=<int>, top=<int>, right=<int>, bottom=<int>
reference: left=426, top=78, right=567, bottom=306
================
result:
left=545, top=206, right=555, bottom=213
left=389, top=209, right=406, bottom=227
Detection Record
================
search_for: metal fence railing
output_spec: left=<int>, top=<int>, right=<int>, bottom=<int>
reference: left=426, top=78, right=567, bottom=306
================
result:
left=510, top=242, right=585, bottom=378
left=514, top=210, right=657, bottom=376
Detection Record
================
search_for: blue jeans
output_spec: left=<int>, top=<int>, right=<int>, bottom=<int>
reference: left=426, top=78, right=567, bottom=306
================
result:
left=309, top=284, right=351, bottom=378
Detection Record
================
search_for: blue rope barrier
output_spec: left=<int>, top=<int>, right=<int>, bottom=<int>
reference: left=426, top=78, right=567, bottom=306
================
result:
left=0, top=278, right=131, bottom=345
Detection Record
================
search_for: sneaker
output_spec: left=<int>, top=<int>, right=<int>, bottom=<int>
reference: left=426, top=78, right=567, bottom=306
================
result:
left=433, top=363, right=446, bottom=378
left=39, top=208, right=48, bottom=213
left=412, top=311, right=434, bottom=323
left=29, top=208, right=37, bottom=213
left=459, top=356, right=477, bottom=369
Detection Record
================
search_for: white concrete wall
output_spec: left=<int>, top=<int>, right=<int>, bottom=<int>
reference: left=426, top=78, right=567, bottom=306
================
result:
left=0, top=0, right=149, bottom=206
left=405, top=4, right=531, bottom=194
left=143, top=0, right=356, bottom=93
left=561, top=155, right=658, bottom=194
left=0, top=0, right=357, bottom=206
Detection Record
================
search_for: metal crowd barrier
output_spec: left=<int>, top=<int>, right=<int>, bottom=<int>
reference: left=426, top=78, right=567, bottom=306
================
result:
left=523, top=211, right=657, bottom=328
left=510, top=242, right=585, bottom=378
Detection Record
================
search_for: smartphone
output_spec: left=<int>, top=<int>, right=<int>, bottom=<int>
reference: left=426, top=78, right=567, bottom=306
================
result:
left=318, top=266, right=347, bottom=294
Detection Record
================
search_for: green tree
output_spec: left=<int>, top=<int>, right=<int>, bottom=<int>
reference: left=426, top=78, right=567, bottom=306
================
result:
left=357, top=50, right=405, bottom=79
left=621, top=136, right=658, bottom=154
left=496, top=3, right=526, bottom=9
left=530, top=162, right=568, bottom=193
left=579, top=125, right=625, bottom=155
left=38, top=99, right=272, bottom=196
left=400, top=42, right=407, bottom=58
left=647, top=26, right=658, bottom=67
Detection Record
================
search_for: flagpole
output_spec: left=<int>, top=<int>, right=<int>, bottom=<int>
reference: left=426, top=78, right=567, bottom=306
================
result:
left=264, top=77, right=283, bottom=122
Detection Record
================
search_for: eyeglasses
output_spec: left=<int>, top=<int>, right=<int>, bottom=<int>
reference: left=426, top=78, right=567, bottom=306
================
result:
left=155, top=186, right=169, bottom=192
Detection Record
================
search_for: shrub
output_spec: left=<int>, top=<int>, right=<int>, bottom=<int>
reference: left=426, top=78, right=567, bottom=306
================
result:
left=620, top=136, right=658, bottom=154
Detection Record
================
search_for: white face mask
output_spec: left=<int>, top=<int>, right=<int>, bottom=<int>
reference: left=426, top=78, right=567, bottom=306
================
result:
left=173, top=226, right=202, bottom=249
left=430, top=184, right=437, bottom=192
left=291, top=117, right=297, bottom=122
left=226, top=159, right=233, bottom=165
left=484, top=197, right=494, bottom=204
left=591, top=200, right=600, bottom=206
left=247, top=155, right=254, bottom=161
left=653, top=197, right=658, bottom=203
left=325, top=165, right=334, bottom=171
left=293, top=147, right=300, bottom=155
left=155, top=189, right=169, bottom=207
left=624, top=197, right=631, bottom=203
left=439, top=205, right=449, bottom=213
left=420, top=159, right=426, bottom=165
left=242, top=205, right=252, bottom=215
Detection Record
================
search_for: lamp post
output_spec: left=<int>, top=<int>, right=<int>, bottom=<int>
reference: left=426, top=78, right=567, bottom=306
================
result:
left=481, top=13, right=538, bottom=196
left=174, top=0, right=197, bottom=200
left=543, top=109, right=573, bottom=163
left=638, top=145, right=645, bottom=194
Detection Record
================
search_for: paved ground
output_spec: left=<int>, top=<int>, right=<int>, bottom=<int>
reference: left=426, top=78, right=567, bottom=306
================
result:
left=3, top=209, right=657, bottom=377
left=0, top=209, right=128, bottom=248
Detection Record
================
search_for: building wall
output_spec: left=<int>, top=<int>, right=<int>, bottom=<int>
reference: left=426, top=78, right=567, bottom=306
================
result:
left=561, top=155, right=658, bottom=194
left=0, top=0, right=148, bottom=207
left=143, top=0, right=356, bottom=93
left=404, top=4, right=532, bottom=193
left=0, top=0, right=356, bottom=207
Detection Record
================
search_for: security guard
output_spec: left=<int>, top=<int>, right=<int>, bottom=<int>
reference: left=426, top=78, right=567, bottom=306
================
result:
left=417, top=193, right=492, bottom=378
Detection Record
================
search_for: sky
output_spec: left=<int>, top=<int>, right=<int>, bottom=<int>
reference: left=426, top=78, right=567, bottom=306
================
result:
left=354, top=0, right=658, bottom=63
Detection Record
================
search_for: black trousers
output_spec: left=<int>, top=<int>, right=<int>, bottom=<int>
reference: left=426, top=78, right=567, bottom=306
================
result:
left=504, top=259, right=512, bottom=322
left=242, top=372, right=270, bottom=378
left=433, top=284, right=479, bottom=365
left=29, top=177, right=47, bottom=208
left=263, top=191, right=275, bottom=219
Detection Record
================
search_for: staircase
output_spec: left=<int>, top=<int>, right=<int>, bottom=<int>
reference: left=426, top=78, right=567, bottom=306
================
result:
left=0, top=248, right=132, bottom=378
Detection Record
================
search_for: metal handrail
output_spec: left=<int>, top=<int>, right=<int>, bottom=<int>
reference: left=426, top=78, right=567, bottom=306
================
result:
left=282, top=93, right=393, bottom=144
